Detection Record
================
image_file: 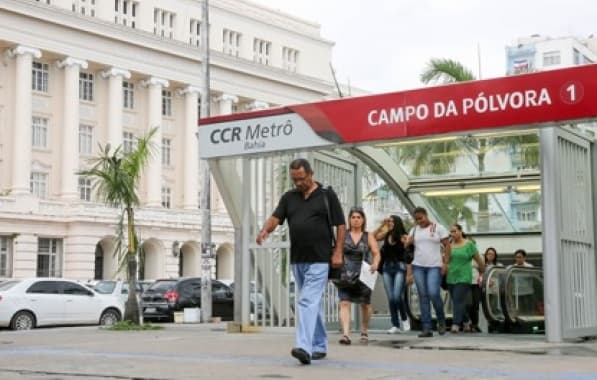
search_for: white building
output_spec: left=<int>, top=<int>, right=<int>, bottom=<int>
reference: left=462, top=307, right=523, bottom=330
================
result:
left=506, top=34, right=597, bottom=75
left=0, top=0, right=337, bottom=281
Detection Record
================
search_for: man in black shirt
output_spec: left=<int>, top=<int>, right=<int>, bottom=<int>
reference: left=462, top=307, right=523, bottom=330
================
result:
left=256, top=158, right=345, bottom=365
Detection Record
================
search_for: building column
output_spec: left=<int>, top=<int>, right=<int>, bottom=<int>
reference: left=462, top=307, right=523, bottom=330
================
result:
left=246, top=100, right=269, bottom=111
left=178, top=85, right=202, bottom=209
left=56, top=57, right=88, bottom=200
left=7, top=46, right=42, bottom=195
left=101, top=67, right=131, bottom=149
left=216, top=93, right=239, bottom=115
left=142, top=77, right=169, bottom=207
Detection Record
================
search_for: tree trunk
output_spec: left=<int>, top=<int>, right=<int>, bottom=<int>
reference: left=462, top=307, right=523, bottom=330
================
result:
left=477, top=140, right=490, bottom=232
left=124, top=207, right=141, bottom=324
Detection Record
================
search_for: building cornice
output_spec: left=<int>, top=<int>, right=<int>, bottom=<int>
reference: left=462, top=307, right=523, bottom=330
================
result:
left=0, top=0, right=334, bottom=96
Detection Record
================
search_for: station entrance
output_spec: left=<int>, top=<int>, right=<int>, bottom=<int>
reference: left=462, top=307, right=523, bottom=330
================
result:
left=199, top=64, right=597, bottom=342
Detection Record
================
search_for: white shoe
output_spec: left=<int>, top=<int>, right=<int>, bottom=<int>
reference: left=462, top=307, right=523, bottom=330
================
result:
left=387, top=326, right=400, bottom=334
left=401, top=319, right=411, bottom=332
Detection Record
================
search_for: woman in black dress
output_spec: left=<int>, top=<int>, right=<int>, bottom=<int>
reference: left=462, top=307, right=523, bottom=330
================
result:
left=338, top=207, right=381, bottom=345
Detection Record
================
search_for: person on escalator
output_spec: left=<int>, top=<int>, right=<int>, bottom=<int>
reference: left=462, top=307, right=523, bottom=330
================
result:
left=447, top=224, right=485, bottom=333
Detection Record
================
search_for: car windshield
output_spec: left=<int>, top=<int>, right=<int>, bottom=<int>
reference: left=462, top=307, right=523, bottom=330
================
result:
left=94, top=281, right=117, bottom=294
left=0, top=280, right=20, bottom=291
left=147, top=280, right=177, bottom=292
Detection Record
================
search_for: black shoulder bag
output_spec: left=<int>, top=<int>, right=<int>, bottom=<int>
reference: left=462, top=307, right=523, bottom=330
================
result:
left=322, top=187, right=341, bottom=280
left=404, top=227, right=416, bottom=264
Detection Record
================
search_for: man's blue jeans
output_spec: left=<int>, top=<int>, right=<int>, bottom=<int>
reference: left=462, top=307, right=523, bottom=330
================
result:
left=382, top=261, right=407, bottom=329
left=412, top=265, right=445, bottom=332
left=292, top=263, right=329, bottom=355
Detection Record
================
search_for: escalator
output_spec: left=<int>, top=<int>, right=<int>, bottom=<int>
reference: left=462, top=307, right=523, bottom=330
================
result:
left=481, top=266, right=544, bottom=334
left=404, top=266, right=544, bottom=334
left=405, top=284, right=453, bottom=331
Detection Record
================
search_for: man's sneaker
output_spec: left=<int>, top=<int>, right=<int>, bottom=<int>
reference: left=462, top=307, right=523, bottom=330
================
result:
left=387, top=326, right=400, bottom=334
left=401, top=319, right=411, bottom=332
left=438, top=321, right=447, bottom=336
left=418, top=330, right=433, bottom=338
left=311, top=352, right=326, bottom=360
left=291, top=348, right=311, bottom=365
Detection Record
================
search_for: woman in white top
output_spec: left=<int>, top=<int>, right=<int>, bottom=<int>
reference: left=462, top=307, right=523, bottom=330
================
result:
left=405, top=207, right=451, bottom=338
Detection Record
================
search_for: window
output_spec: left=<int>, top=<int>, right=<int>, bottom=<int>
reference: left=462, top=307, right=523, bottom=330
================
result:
left=161, top=186, right=172, bottom=208
left=162, top=90, right=172, bottom=116
left=37, top=238, right=62, bottom=277
left=72, top=0, right=95, bottom=17
left=154, top=8, right=175, bottom=39
left=574, top=48, right=582, bottom=65
left=26, top=281, right=61, bottom=294
left=222, top=29, right=241, bottom=57
left=78, top=176, right=92, bottom=201
left=123, top=81, right=134, bottom=109
left=253, top=38, right=272, bottom=65
left=189, top=19, right=201, bottom=47
left=543, top=51, right=561, bottom=66
left=0, top=236, right=12, bottom=277
left=79, top=124, right=93, bottom=155
left=197, top=97, right=202, bottom=119
left=79, top=72, right=94, bottom=101
left=282, top=47, right=299, bottom=72
left=123, top=131, right=135, bottom=154
left=32, top=61, right=49, bottom=92
left=162, top=138, right=171, bottom=166
left=30, top=172, right=48, bottom=199
left=62, top=282, right=92, bottom=296
left=115, top=0, right=138, bottom=28
left=32, top=116, right=48, bottom=148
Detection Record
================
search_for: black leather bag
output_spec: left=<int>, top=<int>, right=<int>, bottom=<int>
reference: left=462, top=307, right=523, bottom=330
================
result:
left=330, top=256, right=361, bottom=288
left=404, top=227, right=416, bottom=264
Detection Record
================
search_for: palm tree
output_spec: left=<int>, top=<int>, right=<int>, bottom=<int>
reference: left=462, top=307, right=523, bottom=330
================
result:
left=78, top=128, right=157, bottom=324
left=420, top=58, right=539, bottom=232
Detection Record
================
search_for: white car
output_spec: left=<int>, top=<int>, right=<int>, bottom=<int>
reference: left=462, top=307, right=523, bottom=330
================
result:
left=0, top=278, right=124, bottom=330
left=93, top=280, right=143, bottom=305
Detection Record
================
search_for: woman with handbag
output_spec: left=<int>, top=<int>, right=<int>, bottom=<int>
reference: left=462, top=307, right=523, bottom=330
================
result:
left=406, top=207, right=451, bottom=338
left=336, top=207, right=380, bottom=345
left=374, top=215, right=411, bottom=334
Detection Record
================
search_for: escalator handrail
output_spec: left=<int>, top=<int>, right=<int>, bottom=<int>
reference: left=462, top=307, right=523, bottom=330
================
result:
left=480, top=265, right=507, bottom=324
left=500, top=266, right=544, bottom=324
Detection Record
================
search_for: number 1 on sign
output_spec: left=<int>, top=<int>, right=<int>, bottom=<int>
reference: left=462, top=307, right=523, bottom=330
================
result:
left=566, top=84, right=576, bottom=102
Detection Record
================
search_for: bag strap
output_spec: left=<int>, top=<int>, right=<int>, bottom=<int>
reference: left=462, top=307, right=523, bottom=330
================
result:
left=321, top=186, right=336, bottom=248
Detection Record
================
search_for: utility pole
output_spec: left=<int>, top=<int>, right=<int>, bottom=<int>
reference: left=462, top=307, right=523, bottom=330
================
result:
left=199, top=0, right=213, bottom=323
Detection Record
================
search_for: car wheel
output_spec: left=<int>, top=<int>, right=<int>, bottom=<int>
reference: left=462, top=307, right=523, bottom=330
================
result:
left=99, top=309, right=121, bottom=326
left=10, top=311, right=35, bottom=331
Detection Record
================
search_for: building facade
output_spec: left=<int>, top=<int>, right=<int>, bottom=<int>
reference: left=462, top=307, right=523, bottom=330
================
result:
left=0, top=0, right=336, bottom=281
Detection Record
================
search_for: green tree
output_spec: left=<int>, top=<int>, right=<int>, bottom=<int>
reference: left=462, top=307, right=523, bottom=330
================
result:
left=78, top=128, right=157, bottom=324
left=420, top=58, right=539, bottom=232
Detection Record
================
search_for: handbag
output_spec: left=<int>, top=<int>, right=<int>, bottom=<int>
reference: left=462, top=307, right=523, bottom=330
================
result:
left=321, top=187, right=341, bottom=280
left=331, top=233, right=370, bottom=289
left=404, top=227, right=416, bottom=264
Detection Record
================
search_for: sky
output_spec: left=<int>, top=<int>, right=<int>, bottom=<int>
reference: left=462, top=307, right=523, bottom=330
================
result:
left=252, top=0, right=597, bottom=94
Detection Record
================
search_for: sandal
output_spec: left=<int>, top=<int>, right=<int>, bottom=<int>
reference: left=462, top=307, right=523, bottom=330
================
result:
left=360, top=333, right=369, bottom=344
left=339, top=335, right=351, bottom=345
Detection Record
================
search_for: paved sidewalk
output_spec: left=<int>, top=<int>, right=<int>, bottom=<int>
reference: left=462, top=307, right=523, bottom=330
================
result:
left=0, top=323, right=596, bottom=380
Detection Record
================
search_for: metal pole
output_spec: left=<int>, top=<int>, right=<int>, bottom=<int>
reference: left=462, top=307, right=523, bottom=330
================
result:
left=199, top=0, right=212, bottom=323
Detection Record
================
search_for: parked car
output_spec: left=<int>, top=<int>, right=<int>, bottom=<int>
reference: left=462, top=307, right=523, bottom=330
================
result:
left=0, top=278, right=124, bottom=330
left=228, top=281, right=269, bottom=318
left=93, top=280, right=143, bottom=305
left=141, top=278, right=233, bottom=322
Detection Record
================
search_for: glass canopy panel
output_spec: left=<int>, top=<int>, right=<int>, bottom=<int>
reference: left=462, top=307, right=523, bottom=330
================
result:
left=417, top=189, right=541, bottom=233
left=378, top=131, right=540, bottom=180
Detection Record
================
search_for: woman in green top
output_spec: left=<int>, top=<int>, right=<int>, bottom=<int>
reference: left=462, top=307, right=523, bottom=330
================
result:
left=448, top=224, right=485, bottom=333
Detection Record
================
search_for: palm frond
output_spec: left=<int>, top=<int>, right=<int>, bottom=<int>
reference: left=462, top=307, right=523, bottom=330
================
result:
left=420, top=58, right=476, bottom=85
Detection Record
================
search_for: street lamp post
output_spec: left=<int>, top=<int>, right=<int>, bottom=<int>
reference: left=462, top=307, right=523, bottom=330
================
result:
left=199, top=0, right=212, bottom=323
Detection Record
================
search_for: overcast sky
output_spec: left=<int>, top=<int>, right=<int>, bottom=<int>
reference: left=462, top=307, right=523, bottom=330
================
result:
left=252, top=0, right=596, bottom=94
